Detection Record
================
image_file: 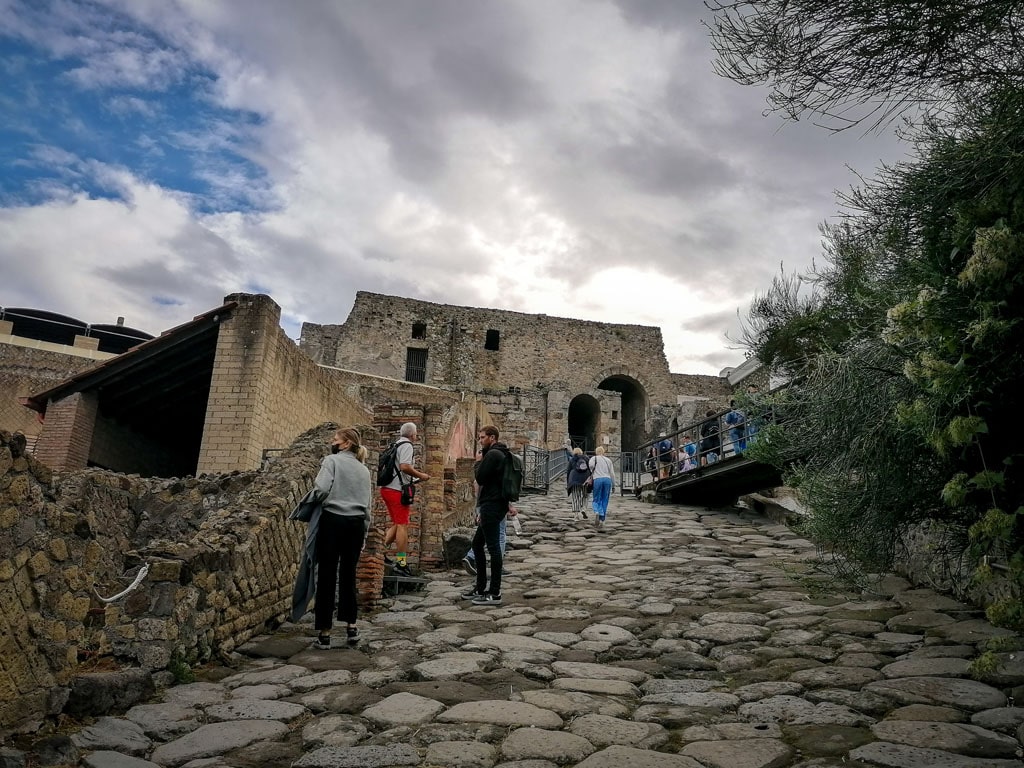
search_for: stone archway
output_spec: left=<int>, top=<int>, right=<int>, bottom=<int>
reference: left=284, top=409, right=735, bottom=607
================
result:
left=595, top=373, right=648, bottom=452
left=567, top=394, right=600, bottom=452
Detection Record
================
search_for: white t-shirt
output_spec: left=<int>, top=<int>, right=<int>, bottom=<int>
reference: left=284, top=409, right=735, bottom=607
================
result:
left=588, top=455, right=615, bottom=483
left=384, top=439, right=415, bottom=491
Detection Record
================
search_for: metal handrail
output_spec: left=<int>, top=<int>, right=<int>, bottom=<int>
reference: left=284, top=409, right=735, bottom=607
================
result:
left=631, top=405, right=771, bottom=490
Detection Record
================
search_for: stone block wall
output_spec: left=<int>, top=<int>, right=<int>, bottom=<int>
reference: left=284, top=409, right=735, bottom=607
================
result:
left=669, top=372, right=732, bottom=404
left=0, top=341, right=100, bottom=449
left=301, top=292, right=684, bottom=406
left=198, top=294, right=373, bottom=474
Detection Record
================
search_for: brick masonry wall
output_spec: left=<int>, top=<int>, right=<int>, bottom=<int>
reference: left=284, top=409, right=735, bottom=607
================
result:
left=0, top=342, right=99, bottom=445
left=198, top=294, right=374, bottom=474
left=33, top=391, right=98, bottom=471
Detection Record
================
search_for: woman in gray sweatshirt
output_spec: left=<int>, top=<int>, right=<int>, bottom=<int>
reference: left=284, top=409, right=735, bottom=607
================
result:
left=311, top=427, right=372, bottom=648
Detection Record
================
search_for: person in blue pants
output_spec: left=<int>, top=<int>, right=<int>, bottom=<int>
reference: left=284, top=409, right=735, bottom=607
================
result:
left=587, top=446, right=616, bottom=532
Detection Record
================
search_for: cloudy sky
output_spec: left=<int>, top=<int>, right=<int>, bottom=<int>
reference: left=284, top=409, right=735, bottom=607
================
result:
left=0, top=0, right=905, bottom=374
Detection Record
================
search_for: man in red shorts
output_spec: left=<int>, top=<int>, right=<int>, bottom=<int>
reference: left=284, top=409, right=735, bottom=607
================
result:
left=380, top=422, right=430, bottom=575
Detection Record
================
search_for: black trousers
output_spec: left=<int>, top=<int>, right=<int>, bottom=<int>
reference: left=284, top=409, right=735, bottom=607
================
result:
left=473, top=507, right=507, bottom=595
left=314, top=513, right=366, bottom=630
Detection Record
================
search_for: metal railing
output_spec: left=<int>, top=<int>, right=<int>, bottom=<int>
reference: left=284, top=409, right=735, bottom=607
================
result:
left=521, top=445, right=553, bottom=494
left=631, top=406, right=770, bottom=490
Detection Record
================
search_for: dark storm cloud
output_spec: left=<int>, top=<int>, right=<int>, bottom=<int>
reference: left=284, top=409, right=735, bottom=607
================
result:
left=94, top=260, right=225, bottom=312
left=199, top=0, right=545, bottom=183
left=696, top=348, right=748, bottom=369
left=612, top=0, right=707, bottom=29
left=432, top=44, right=548, bottom=120
left=605, top=137, right=738, bottom=198
left=682, top=308, right=740, bottom=334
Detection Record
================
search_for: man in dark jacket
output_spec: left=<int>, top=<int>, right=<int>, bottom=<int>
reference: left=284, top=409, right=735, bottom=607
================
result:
left=463, top=425, right=509, bottom=606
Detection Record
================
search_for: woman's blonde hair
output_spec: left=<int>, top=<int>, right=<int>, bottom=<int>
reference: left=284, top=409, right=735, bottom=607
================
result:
left=572, top=447, right=583, bottom=456
left=335, top=428, right=368, bottom=462
left=595, top=446, right=606, bottom=455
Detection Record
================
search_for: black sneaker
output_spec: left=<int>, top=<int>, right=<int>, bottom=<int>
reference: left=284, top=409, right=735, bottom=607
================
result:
left=471, top=593, right=502, bottom=606
left=382, top=554, right=395, bottom=565
left=313, top=633, right=332, bottom=650
left=345, top=626, right=360, bottom=646
left=461, top=588, right=485, bottom=600
left=462, top=556, right=477, bottom=576
left=394, top=562, right=413, bottom=577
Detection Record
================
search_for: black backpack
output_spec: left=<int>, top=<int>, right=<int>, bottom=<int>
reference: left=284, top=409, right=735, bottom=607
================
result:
left=501, top=448, right=525, bottom=502
left=375, top=439, right=406, bottom=487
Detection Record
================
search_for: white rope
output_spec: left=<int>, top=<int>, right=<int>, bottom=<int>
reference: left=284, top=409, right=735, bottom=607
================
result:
left=93, top=564, right=150, bottom=603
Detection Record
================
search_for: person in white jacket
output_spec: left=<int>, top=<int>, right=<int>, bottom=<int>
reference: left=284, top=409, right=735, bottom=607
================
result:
left=588, top=446, right=615, bottom=532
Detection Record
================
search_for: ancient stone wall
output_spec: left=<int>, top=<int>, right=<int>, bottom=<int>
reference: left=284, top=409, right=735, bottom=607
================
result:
left=0, top=416, right=481, bottom=736
left=300, top=292, right=734, bottom=451
left=302, top=292, right=685, bottom=403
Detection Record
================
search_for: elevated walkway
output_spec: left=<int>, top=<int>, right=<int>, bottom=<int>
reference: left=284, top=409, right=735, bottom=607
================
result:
left=648, top=454, right=783, bottom=506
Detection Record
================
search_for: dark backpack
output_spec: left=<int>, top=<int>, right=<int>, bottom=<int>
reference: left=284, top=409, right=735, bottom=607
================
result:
left=501, top=448, right=524, bottom=502
left=375, top=439, right=406, bottom=487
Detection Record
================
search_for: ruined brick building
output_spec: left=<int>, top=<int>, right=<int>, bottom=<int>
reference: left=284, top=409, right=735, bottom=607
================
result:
left=0, top=291, right=744, bottom=735
left=301, top=291, right=732, bottom=454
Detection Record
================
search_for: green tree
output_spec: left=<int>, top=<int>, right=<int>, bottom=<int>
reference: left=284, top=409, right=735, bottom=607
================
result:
left=711, top=2, right=1024, bottom=627
left=705, top=0, right=1024, bottom=130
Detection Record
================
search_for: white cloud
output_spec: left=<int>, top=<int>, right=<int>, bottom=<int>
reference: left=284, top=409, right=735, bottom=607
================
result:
left=0, top=0, right=908, bottom=374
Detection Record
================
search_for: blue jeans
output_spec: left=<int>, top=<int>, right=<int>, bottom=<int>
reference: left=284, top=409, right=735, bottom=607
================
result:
left=592, top=477, right=612, bottom=518
left=466, top=518, right=506, bottom=562
left=729, top=428, right=746, bottom=453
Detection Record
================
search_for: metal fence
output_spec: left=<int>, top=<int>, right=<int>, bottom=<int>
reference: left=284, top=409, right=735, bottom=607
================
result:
left=632, top=405, right=771, bottom=489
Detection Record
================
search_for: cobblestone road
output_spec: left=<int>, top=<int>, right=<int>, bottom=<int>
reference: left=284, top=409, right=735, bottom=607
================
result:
left=56, top=494, right=1024, bottom=767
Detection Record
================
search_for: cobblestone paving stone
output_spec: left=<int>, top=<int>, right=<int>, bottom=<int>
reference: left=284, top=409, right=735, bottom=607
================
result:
left=58, top=495, right=1024, bottom=766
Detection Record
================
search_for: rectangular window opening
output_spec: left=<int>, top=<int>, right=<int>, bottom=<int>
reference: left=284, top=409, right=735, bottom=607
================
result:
left=412, top=322, right=426, bottom=339
left=485, top=329, right=500, bottom=350
left=405, top=347, right=427, bottom=383
left=612, top=410, right=618, bottom=420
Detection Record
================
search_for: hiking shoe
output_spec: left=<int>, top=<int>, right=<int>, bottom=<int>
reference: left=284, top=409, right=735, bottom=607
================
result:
left=345, top=626, right=360, bottom=646
left=471, top=593, right=502, bottom=606
left=462, top=556, right=477, bottom=576
left=394, top=562, right=413, bottom=577
left=462, top=588, right=485, bottom=600
left=313, top=633, right=332, bottom=650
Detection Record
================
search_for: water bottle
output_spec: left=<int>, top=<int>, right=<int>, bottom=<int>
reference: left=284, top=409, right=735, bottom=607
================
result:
left=511, top=515, right=523, bottom=535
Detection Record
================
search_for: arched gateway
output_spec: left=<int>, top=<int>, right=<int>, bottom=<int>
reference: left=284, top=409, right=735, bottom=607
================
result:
left=598, top=374, right=648, bottom=452
left=567, top=394, right=600, bottom=451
